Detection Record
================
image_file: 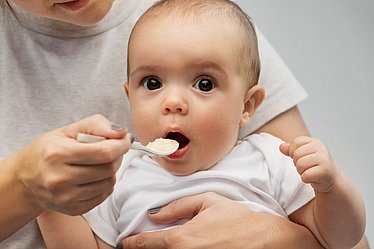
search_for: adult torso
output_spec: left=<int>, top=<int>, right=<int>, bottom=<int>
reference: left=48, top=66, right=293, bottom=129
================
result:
left=0, top=0, right=156, bottom=248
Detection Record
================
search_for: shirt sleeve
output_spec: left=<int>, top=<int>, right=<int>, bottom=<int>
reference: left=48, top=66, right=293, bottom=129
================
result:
left=82, top=150, right=140, bottom=247
left=269, top=135, right=315, bottom=215
left=83, top=195, right=119, bottom=247
left=239, top=27, right=308, bottom=138
left=259, top=134, right=315, bottom=215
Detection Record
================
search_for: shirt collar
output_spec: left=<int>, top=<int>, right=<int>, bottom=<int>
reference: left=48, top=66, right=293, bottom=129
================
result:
left=9, top=0, right=139, bottom=37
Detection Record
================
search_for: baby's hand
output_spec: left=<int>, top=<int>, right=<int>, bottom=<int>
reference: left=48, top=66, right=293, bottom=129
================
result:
left=279, top=136, right=338, bottom=193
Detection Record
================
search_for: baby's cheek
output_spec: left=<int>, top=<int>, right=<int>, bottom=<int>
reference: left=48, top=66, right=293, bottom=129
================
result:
left=132, top=111, right=156, bottom=141
left=194, top=114, right=221, bottom=139
left=195, top=116, right=237, bottom=154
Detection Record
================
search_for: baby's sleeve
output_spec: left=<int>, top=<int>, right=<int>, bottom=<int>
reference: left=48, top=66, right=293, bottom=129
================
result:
left=266, top=135, right=315, bottom=215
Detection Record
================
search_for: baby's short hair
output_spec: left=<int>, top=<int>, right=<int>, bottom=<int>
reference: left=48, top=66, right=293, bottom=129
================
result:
left=130, top=0, right=260, bottom=87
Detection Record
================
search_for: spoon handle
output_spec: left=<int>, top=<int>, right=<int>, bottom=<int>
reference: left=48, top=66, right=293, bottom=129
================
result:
left=76, top=133, right=105, bottom=143
left=76, top=133, right=160, bottom=157
left=130, top=141, right=146, bottom=150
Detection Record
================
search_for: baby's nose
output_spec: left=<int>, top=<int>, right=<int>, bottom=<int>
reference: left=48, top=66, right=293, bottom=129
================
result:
left=162, top=94, right=188, bottom=115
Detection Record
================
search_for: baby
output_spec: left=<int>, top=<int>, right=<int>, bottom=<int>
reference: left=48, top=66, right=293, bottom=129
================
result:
left=39, top=0, right=366, bottom=248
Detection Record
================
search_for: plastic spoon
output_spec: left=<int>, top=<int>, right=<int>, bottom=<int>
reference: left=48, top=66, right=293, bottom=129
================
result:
left=76, top=133, right=179, bottom=157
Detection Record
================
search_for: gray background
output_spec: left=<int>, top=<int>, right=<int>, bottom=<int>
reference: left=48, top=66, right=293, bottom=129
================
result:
left=237, top=0, right=373, bottom=245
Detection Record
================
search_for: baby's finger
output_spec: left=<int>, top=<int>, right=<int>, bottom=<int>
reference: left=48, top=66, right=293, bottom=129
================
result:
left=294, top=153, right=319, bottom=175
left=287, top=136, right=312, bottom=158
left=300, top=164, right=331, bottom=184
left=291, top=144, right=317, bottom=166
left=302, top=166, right=336, bottom=193
left=279, top=143, right=290, bottom=156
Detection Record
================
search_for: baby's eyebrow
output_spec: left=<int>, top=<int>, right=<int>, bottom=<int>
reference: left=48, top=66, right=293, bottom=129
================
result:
left=130, top=64, right=162, bottom=77
left=189, top=60, right=224, bottom=71
left=129, top=60, right=227, bottom=80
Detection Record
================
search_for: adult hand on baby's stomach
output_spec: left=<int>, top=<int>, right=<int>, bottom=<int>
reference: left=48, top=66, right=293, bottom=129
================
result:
left=121, top=192, right=324, bottom=249
left=14, top=114, right=132, bottom=215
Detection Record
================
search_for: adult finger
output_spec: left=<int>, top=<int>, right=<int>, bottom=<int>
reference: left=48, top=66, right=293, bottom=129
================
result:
left=148, top=192, right=224, bottom=224
left=122, top=229, right=174, bottom=249
left=62, top=114, right=127, bottom=140
left=55, top=189, right=114, bottom=216
left=65, top=133, right=133, bottom=165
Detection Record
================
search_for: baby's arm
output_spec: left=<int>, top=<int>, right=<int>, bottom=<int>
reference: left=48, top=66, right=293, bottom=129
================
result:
left=280, top=136, right=366, bottom=249
left=37, top=211, right=113, bottom=249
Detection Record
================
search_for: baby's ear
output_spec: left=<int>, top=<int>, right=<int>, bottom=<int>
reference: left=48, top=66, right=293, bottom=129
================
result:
left=240, top=85, right=265, bottom=127
left=124, top=83, right=129, bottom=98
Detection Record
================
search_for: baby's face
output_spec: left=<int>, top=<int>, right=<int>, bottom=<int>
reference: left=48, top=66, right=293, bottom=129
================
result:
left=126, top=15, right=251, bottom=175
left=12, top=0, right=114, bottom=25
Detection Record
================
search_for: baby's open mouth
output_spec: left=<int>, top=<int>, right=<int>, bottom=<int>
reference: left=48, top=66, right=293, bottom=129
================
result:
left=165, top=132, right=190, bottom=150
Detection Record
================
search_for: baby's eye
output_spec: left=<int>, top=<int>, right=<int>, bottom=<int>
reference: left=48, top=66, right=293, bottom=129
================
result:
left=142, top=77, right=162, bottom=90
left=193, top=78, right=215, bottom=92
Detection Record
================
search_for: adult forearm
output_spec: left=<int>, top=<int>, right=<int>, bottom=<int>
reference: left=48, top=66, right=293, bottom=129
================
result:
left=37, top=211, right=98, bottom=249
left=0, top=155, right=43, bottom=241
left=254, top=106, right=310, bottom=142
left=265, top=214, right=324, bottom=249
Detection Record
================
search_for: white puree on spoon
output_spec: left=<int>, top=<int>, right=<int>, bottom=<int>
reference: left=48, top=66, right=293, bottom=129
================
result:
left=146, top=138, right=179, bottom=154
